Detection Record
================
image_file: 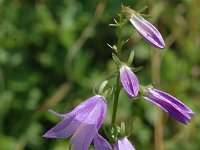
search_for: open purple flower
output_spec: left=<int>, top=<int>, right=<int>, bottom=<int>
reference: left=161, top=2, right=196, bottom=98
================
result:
left=43, top=95, right=109, bottom=150
left=120, top=65, right=139, bottom=98
left=129, top=13, right=165, bottom=49
left=143, top=88, right=194, bottom=124
left=114, top=137, right=135, bottom=150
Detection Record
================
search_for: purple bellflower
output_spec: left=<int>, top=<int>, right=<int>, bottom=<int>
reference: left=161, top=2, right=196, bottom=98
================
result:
left=114, top=137, right=136, bottom=150
left=120, top=65, right=139, bottom=98
left=43, top=95, right=111, bottom=150
left=129, top=13, right=165, bottom=49
left=143, top=88, right=194, bottom=124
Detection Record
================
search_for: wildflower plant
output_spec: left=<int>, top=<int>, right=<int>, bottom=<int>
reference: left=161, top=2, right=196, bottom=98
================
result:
left=43, top=5, right=194, bottom=150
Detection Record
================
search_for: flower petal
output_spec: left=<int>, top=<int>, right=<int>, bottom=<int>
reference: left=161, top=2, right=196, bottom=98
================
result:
left=130, top=13, right=165, bottom=49
left=114, top=137, right=135, bottom=150
left=120, top=66, right=139, bottom=98
left=49, top=95, right=107, bottom=129
left=51, top=95, right=103, bottom=118
left=70, top=124, right=97, bottom=150
left=48, top=109, right=71, bottom=118
left=74, top=95, right=107, bottom=129
left=43, top=115, right=79, bottom=138
left=93, top=133, right=112, bottom=150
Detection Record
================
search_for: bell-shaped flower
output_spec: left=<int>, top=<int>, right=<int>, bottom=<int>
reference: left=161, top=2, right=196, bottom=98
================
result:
left=120, top=65, right=139, bottom=98
left=43, top=95, right=109, bottom=150
left=129, top=12, right=165, bottom=49
left=143, top=88, right=194, bottom=124
left=114, top=137, right=136, bottom=150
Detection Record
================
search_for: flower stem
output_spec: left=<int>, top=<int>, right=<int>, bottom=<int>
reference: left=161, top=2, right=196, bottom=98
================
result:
left=111, top=8, right=124, bottom=126
left=117, top=11, right=123, bottom=56
left=111, top=73, right=121, bottom=126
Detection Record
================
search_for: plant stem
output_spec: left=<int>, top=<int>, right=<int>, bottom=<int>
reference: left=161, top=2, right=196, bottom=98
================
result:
left=111, top=73, right=121, bottom=126
left=111, top=8, right=123, bottom=126
left=117, top=9, right=123, bottom=57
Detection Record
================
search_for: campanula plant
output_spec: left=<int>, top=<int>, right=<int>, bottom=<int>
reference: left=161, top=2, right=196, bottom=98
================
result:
left=43, top=5, right=194, bottom=150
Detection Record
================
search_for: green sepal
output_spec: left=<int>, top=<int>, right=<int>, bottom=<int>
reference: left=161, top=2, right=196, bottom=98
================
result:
left=121, top=39, right=129, bottom=48
left=140, top=14, right=152, bottom=19
left=139, top=84, right=153, bottom=96
left=98, top=80, right=108, bottom=95
left=112, top=53, right=122, bottom=66
left=122, top=6, right=136, bottom=16
left=107, top=43, right=118, bottom=52
left=120, top=122, right=126, bottom=137
left=110, top=124, right=121, bottom=141
left=127, top=50, right=135, bottom=66
left=102, top=126, right=113, bottom=142
left=132, top=66, right=143, bottom=73
left=138, top=5, right=148, bottom=13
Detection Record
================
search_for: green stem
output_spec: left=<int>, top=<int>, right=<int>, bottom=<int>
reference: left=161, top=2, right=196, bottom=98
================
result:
left=111, top=73, right=121, bottom=126
left=117, top=9, right=123, bottom=57
left=111, top=8, right=123, bottom=126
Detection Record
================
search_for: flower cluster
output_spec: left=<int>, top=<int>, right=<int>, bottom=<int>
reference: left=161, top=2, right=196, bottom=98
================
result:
left=43, top=6, right=194, bottom=150
left=120, top=65, right=194, bottom=125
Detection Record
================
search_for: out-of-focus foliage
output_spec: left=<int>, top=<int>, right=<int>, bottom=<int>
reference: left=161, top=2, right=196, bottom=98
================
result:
left=0, top=0, right=199, bottom=150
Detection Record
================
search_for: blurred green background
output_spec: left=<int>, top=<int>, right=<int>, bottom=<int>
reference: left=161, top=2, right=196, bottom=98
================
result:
left=0, top=0, right=199, bottom=149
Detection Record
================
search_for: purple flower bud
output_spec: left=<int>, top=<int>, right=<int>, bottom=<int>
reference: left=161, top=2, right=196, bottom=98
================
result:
left=120, top=65, right=139, bottom=98
left=130, top=13, right=165, bottom=49
left=114, top=137, right=136, bottom=150
left=43, top=95, right=107, bottom=150
left=143, top=88, right=194, bottom=124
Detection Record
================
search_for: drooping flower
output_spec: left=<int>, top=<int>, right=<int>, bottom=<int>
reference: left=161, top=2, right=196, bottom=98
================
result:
left=129, top=12, right=165, bottom=49
left=114, top=137, right=136, bottom=150
left=43, top=95, right=110, bottom=150
left=143, top=88, right=194, bottom=124
left=120, top=65, right=139, bottom=98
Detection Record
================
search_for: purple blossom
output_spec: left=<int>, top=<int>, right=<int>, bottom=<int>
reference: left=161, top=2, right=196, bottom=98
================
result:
left=114, top=137, right=135, bottom=150
left=43, top=95, right=109, bottom=150
left=129, top=13, right=165, bottom=49
left=143, top=88, right=194, bottom=124
left=120, top=65, right=139, bottom=98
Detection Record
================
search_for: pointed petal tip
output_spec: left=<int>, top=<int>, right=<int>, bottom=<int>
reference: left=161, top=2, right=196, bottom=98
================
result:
left=189, top=111, right=195, bottom=116
left=157, top=43, right=165, bottom=49
left=149, top=36, right=165, bottom=49
left=43, top=132, right=66, bottom=138
left=94, top=134, right=112, bottom=150
left=181, top=117, right=192, bottom=125
left=43, top=133, right=57, bottom=138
